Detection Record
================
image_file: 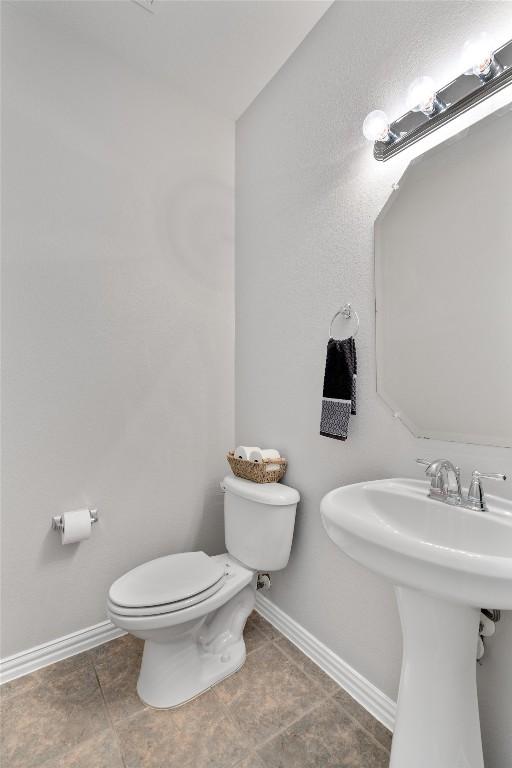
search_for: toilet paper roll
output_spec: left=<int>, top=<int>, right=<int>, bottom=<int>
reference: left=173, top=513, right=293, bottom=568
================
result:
left=235, top=446, right=261, bottom=461
left=61, top=508, right=92, bottom=544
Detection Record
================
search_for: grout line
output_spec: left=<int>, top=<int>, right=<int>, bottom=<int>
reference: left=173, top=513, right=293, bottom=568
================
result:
left=1, top=651, right=96, bottom=704
left=219, top=630, right=336, bottom=760
left=246, top=636, right=273, bottom=656
left=270, top=634, right=391, bottom=755
left=255, top=598, right=395, bottom=732
left=327, top=690, right=391, bottom=755
left=90, top=655, right=129, bottom=768
left=1, top=648, right=98, bottom=704
left=2, top=653, right=117, bottom=767
left=271, top=636, right=336, bottom=691
left=213, top=691, right=254, bottom=768
left=211, top=636, right=333, bottom=766
left=87, top=640, right=152, bottom=763
left=245, top=682, right=390, bottom=763
left=252, top=697, right=331, bottom=756
left=226, top=688, right=332, bottom=766
left=110, top=703, right=150, bottom=730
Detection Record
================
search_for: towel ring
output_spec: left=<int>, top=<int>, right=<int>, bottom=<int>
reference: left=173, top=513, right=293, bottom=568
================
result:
left=329, top=303, right=360, bottom=339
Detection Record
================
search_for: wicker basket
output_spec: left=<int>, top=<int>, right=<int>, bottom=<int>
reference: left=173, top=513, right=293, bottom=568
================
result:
left=226, top=452, right=287, bottom=484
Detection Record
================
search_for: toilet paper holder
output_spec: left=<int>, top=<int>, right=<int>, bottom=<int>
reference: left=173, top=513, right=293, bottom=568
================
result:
left=51, top=509, right=99, bottom=532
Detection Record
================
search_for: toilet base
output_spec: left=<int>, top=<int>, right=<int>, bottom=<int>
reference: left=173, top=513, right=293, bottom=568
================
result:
left=136, top=583, right=255, bottom=708
left=137, top=639, right=246, bottom=709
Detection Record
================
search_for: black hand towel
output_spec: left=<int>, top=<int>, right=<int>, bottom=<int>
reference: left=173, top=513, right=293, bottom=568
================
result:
left=320, top=337, right=357, bottom=441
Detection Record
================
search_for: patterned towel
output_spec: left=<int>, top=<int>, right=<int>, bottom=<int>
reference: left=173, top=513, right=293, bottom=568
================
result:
left=320, top=337, right=357, bottom=441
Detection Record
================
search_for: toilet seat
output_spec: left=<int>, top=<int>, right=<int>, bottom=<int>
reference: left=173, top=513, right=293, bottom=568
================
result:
left=107, top=554, right=254, bottom=633
left=108, top=551, right=227, bottom=617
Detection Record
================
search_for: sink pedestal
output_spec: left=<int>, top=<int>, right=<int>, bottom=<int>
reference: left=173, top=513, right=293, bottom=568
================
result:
left=321, top=477, right=512, bottom=767
left=391, top=587, right=483, bottom=768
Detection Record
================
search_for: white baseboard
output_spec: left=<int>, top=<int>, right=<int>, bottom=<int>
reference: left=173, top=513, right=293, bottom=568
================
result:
left=0, top=592, right=397, bottom=732
left=0, top=621, right=125, bottom=685
left=255, top=592, right=396, bottom=732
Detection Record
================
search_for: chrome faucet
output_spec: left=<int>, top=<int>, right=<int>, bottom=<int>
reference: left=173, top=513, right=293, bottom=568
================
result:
left=417, top=458, right=462, bottom=505
left=416, top=459, right=506, bottom=512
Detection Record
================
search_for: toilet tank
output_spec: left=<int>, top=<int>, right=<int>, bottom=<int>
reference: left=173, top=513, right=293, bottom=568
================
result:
left=221, top=476, right=300, bottom=571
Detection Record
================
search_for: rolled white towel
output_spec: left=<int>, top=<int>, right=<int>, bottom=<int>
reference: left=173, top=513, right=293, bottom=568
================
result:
left=261, top=448, right=281, bottom=471
left=235, top=446, right=261, bottom=462
left=260, top=449, right=280, bottom=460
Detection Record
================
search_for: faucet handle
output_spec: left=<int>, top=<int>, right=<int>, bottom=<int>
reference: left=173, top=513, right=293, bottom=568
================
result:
left=467, top=470, right=507, bottom=512
left=471, top=471, right=506, bottom=482
left=416, top=458, right=432, bottom=467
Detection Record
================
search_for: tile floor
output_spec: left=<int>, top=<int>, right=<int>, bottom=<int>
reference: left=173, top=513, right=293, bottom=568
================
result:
left=0, top=612, right=391, bottom=768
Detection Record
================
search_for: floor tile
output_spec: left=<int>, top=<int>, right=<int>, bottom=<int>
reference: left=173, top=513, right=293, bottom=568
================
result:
left=247, top=611, right=281, bottom=640
left=333, top=689, right=392, bottom=751
left=0, top=653, right=95, bottom=705
left=258, top=698, right=390, bottom=768
left=234, top=752, right=266, bottom=768
left=214, top=641, right=326, bottom=748
left=39, top=729, right=124, bottom=768
left=117, top=689, right=247, bottom=768
left=1, top=629, right=392, bottom=768
left=274, top=636, right=339, bottom=694
left=0, top=671, right=40, bottom=703
left=34, top=652, right=94, bottom=684
left=90, top=633, right=146, bottom=723
left=0, top=653, right=109, bottom=768
left=244, top=614, right=271, bottom=654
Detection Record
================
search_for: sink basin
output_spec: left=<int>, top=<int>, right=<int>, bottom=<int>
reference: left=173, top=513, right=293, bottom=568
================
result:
left=321, top=477, right=512, bottom=768
left=321, top=478, right=512, bottom=609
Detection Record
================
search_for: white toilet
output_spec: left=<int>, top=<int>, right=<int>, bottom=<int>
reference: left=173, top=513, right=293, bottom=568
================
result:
left=107, top=475, right=299, bottom=708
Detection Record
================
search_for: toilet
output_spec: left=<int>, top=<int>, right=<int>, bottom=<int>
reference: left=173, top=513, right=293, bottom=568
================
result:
left=107, top=475, right=300, bottom=708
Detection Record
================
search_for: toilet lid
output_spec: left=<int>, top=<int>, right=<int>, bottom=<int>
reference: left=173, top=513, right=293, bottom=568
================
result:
left=107, top=577, right=227, bottom=617
left=108, top=551, right=226, bottom=609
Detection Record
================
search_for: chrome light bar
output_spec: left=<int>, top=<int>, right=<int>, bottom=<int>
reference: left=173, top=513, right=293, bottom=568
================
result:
left=369, top=38, right=512, bottom=162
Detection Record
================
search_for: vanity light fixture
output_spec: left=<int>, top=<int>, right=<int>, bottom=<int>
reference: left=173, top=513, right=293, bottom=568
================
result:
left=461, top=33, right=500, bottom=81
left=362, top=110, right=394, bottom=142
left=363, top=35, right=512, bottom=161
left=406, top=76, right=445, bottom=116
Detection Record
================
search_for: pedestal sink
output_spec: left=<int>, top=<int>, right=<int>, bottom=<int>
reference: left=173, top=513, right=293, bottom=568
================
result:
left=320, top=478, right=512, bottom=768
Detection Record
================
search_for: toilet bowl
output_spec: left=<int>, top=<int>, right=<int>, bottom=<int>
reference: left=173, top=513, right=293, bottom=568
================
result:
left=108, top=553, right=255, bottom=708
left=107, top=476, right=299, bottom=708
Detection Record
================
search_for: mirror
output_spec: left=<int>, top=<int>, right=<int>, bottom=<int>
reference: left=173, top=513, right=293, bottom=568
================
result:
left=375, top=107, right=512, bottom=448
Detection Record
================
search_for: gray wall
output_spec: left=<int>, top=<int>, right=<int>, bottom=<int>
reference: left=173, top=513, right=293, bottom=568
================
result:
left=235, top=3, right=512, bottom=767
left=1, top=4, right=234, bottom=657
